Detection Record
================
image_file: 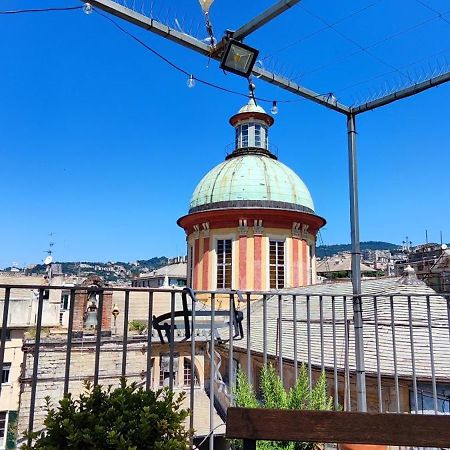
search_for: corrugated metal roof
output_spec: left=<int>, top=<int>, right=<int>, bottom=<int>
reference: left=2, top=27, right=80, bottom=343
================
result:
left=237, top=97, right=267, bottom=115
left=317, top=258, right=376, bottom=273
left=140, top=262, right=187, bottom=279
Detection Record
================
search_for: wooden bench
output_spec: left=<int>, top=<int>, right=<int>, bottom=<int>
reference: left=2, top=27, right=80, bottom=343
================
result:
left=226, top=407, right=450, bottom=449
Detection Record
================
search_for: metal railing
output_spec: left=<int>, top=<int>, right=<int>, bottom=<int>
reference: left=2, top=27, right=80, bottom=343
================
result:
left=1, top=282, right=450, bottom=448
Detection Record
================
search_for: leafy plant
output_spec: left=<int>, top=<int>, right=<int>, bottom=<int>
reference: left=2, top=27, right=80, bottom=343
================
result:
left=129, top=320, right=147, bottom=334
left=233, top=364, right=333, bottom=450
left=22, top=379, right=192, bottom=450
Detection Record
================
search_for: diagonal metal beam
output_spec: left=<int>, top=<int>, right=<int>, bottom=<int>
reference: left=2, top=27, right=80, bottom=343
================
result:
left=82, top=0, right=350, bottom=114
left=85, top=0, right=212, bottom=56
left=233, top=0, right=302, bottom=41
left=352, top=71, right=450, bottom=114
left=252, top=66, right=350, bottom=113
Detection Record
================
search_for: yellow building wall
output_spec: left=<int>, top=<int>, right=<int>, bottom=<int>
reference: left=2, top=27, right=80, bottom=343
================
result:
left=0, top=330, right=25, bottom=412
left=187, top=227, right=316, bottom=292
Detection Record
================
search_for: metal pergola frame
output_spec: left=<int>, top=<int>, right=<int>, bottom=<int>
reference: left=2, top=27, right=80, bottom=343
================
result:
left=82, top=0, right=450, bottom=415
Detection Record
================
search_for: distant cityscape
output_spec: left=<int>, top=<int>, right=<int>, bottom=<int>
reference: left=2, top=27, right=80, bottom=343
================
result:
left=2, top=240, right=449, bottom=293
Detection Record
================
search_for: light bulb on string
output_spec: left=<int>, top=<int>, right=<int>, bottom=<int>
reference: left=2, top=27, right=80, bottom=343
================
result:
left=83, top=2, right=93, bottom=14
left=187, top=75, right=196, bottom=88
left=271, top=101, right=278, bottom=115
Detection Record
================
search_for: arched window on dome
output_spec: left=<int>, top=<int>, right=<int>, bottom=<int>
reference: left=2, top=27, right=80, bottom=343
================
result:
left=235, top=122, right=268, bottom=149
left=263, top=125, right=268, bottom=148
left=254, top=124, right=261, bottom=147
left=269, top=239, right=285, bottom=289
left=241, top=124, right=249, bottom=147
left=217, top=239, right=232, bottom=289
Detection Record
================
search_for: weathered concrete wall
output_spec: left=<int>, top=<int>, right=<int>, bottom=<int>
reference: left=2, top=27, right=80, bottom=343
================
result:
left=18, top=337, right=220, bottom=437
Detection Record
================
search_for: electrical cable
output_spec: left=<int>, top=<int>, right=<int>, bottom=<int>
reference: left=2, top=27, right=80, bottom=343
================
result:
left=334, top=46, right=450, bottom=97
left=0, top=5, right=82, bottom=14
left=299, top=7, right=450, bottom=80
left=299, top=4, right=412, bottom=82
left=0, top=3, right=340, bottom=106
left=262, top=1, right=383, bottom=62
left=195, top=423, right=226, bottom=448
left=94, top=9, right=330, bottom=105
left=415, top=0, right=450, bottom=27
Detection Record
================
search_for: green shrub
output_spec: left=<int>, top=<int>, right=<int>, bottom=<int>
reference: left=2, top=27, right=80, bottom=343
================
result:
left=129, top=320, right=147, bottom=334
left=233, top=364, right=333, bottom=450
left=21, top=379, right=192, bottom=450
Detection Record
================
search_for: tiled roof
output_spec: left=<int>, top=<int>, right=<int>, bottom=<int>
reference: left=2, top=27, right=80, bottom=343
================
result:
left=140, top=262, right=187, bottom=279
left=229, top=277, right=450, bottom=380
left=316, top=257, right=376, bottom=273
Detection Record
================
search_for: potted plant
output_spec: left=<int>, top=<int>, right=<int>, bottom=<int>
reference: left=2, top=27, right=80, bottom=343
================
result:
left=233, top=364, right=333, bottom=449
left=22, top=379, right=192, bottom=449
left=129, top=320, right=147, bottom=335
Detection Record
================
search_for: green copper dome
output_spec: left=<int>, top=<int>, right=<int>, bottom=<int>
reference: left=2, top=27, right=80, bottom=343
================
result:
left=189, top=152, right=315, bottom=214
left=189, top=95, right=315, bottom=215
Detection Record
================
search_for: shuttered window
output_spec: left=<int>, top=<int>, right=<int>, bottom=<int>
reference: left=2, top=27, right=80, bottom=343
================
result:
left=269, top=240, right=285, bottom=289
left=217, top=239, right=232, bottom=289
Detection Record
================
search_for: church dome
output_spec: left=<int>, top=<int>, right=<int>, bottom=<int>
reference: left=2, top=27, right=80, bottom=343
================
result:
left=189, top=152, right=315, bottom=214
left=188, top=93, right=315, bottom=215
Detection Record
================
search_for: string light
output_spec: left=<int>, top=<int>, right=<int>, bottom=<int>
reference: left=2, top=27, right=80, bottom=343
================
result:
left=187, top=74, right=196, bottom=88
left=0, top=5, right=83, bottom=15
left=1, top=5, right=330, bottom=107
left=271, top=101, right=278, bottom=115
left=83, top=3, right=93, bottom=15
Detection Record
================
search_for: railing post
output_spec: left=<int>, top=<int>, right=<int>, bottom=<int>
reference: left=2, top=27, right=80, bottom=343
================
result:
left=209, top=293, right=216, bottom=450
left=347, top=113, right=367, bottom=412
left=0, top=288, right=11, bottom=398
left=188, top=289, right=196, bottom=449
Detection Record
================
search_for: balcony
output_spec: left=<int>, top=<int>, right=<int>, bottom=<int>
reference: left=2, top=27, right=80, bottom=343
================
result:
left=1, top=275, right=450, bottom=448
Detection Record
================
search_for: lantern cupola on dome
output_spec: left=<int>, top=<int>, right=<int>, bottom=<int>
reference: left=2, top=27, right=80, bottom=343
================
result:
left=228, top=87, right=274, bottom=159
left=177, top=91, right=326, bottom=292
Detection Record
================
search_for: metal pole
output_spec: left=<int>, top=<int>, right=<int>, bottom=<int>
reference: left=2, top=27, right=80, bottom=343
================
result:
left=209, top=294, right=216, bottom=450
left=0, top=288, right=11, bottom=398
left=347, top=113, right=367, bottom=412
left=189, top=291, right=196, bottom=448
left=233, top=0, right=302, bottom=41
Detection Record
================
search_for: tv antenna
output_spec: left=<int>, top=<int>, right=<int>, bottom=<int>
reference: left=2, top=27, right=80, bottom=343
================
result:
left=43, top=233, right=55, bottom=281
left=44, top=232, right=55, bottom=256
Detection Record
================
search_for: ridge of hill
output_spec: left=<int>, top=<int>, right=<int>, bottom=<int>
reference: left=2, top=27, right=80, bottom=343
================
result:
left=317, top=241, right=400, bottom=259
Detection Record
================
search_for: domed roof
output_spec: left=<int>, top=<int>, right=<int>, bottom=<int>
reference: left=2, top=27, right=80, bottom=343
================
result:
left=237, top=97, right=267, bottom=115
left=189, top=153, right=315, bottom=214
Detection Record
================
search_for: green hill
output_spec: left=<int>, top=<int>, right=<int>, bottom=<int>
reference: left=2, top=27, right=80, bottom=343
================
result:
left=317, top=241, right=400, bottom=259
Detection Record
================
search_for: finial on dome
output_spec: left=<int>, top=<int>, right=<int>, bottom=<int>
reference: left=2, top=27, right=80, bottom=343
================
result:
left=249, top=81, right=256, bottom=98
left=229, top=83, right=274, bottom=126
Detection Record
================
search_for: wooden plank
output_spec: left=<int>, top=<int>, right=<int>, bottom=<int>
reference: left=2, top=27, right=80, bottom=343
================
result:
left=225, top=408, right=450, bottom=447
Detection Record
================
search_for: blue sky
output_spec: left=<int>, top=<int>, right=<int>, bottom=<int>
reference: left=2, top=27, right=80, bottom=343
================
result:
left=1, top=0, right=450, bottom=267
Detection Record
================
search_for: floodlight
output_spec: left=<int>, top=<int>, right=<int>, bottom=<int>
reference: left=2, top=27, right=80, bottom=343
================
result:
left=220, top=39, right=259, bottom=78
